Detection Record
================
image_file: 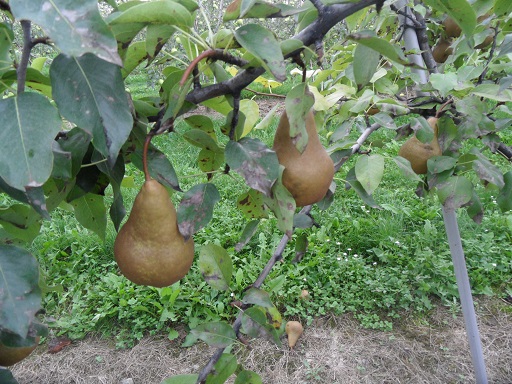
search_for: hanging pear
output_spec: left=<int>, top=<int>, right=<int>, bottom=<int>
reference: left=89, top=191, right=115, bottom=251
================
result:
left=114, top=133, right=194, bottom=288
left=398, top=117, right=442, bottom=174
left=272, top=110, right=334, bottom=207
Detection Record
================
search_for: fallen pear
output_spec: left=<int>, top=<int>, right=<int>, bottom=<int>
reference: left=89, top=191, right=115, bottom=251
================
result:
left=114, top=179, right=194, bottom=288
left=285, top=320, right=304, bottom=349
left=398, top=117, right=442, bottom=175
left=0, top=337, right=39, bottom=366
left=272, top=110, right=334, bottom=207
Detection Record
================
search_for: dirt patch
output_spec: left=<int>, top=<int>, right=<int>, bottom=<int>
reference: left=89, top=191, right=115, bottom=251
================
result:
left=10, top=298, right=512, bottom=384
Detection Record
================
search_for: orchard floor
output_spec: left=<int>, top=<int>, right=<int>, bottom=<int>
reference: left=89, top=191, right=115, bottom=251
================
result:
left=10, top=297, right=512, bottom=384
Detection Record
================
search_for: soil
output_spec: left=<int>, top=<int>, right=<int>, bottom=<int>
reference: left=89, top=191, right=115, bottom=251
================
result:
left=9, top=297, right=512, bottom=384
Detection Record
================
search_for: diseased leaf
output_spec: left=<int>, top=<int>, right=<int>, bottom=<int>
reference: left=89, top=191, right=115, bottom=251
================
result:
left=225, top=138, right=279, bottom=197
left=471, top=150, right=505, bottom=189
left=0, top=205, right=42, bottom=243
left=198, top=149, right=225, bottom=173
left=234, top=370, right=263, bottom=384
left=70, top=193, right=107, bottom=241
left=10, top=0, right=120, bottom=65
left=0, top=93, right=61, bottom=191
left=237, top=189, right=268, bottom=219
left=0, top=23, right=14, bottom=75
left=241, top=306, right=280, bottom=345
left=285, top=83, right=315, bottom=153
left=132, top=148, right=181, bottom=192
left=242, top=287, right=273, bottom=308
left=177, top=183, right=220, bottom=240
left=263, top=166, right=296, bottom=237
left=50, top=53, right=133, bottom=165
left=466, top=191, right=484, bottom=224
left=0, top=367, right=19, bottom=384
left=183, top=129, right=222, bottom=152
left=199, top=244, right=233, bottom=291
left=437, top=176, right=473, bottom=210
left=234, top=24, right=286, bottom=81
left=0, top=245, right=41, bottom=338
left=190, top=322, right=237, bottom=348
left=497, top=171, right=512, bottom=212
left=205, top=353, right=237, bottom=384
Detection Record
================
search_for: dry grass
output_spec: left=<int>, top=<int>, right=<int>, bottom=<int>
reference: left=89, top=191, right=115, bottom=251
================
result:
left=11, top=298, right=512, bottom=384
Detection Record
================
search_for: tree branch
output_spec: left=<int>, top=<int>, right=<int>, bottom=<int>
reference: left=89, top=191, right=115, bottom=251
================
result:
left=17, top=21, right=33, bottom=94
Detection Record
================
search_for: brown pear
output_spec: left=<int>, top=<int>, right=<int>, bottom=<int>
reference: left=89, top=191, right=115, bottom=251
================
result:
left=272, top=110, right=334, bottom=207
left=0, top=337, right=39, bottom=366
left=443, top=17, right=462, bottom=38
left=114, top=179, right=194, bottom=287
left=285, top=321, right=304, bottom=349
left=398, top=117, right=442, bottom=175
left=432, top=38, right=453, bottom=63
left=475, top=31, right=494, bottom=49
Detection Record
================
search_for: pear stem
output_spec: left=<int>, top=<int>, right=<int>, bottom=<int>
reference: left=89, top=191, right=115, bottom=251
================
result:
left=143, top=133, right=154, bottom=182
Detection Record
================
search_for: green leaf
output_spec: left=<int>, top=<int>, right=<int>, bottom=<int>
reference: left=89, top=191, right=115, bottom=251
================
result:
left=295, top=233, right=309, bottom=261
left=0, top=23, right=14, bottom=75
left=285, top=83, right=315, bottom=153
left=183, top=129, right=222, bottom=152
left=345, top=167, right=381, bottom=209
left=237, top=189, right=268, bottom=219
left=51, top=54, right=133, bottom=164
left=132, top=147, right=181, bottom=192
left=190, top=322, right=237, bottom=348
left=0, top=205, right=42, bottom=243
left=0, top=93, right=61, bottom=191
left=234, top=24, right=286, bottom=81
left=10, top=0, right=120, bottom=66
left=495, top=0, right=512, bottom=16
left=121, top=41, right=148, bottom=78
left=263, top=166, right=296, bottom=237
left=242, top=287, right=273, bottom=308
left=184, top=115, right=216, bottom=138
left=427, top=156, right=457, bottom=174
left=225, top=138, right=279, bottom=197
left=235, top=220, right=260, bottom=251
left=235, top=370, right=263, bottom=384
left=177, top=183, right=221, bottom=240
left=393, top=157, right=422, bottom=182
left=160, top=374, right=199, bottom=384
left=466, top=191, right=484, bottom=224
left=348, top=32, right=407, bottom=64
left=110, top=0, right=193, bottom=26
left=430, top=73, right=458, bottom=98
left=353, top=43, right=380, bottom=88
left=472, top=84, right=512, bottom=102
left=198, top=244, right=233, bottom=291
left=0, top=245, right=41, bottom=338
left=205, top=353, right=238, bottom=384
left=355, top=154, right=384, bottom=195
left=0, top=368, right=18, bottom=384
left=497, top=171, right=512, bottom=212
left=423, top=0, right=476, bottom=37
left=437, top=176, right=473, bottom=210
left=198, top=149, right=225, bottom=173
left=56, top=128, right=92, bottom=178
left=224, top=0, right=286, bottom=21
left=146, top=24, right=175, bottom=63
left=70, top=193, right=107, bottom=241
left=471, top=150, right=504, bottom=189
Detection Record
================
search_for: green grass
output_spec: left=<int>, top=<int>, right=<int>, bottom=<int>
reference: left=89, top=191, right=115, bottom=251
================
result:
left=30, top=107, right=512, bottom=348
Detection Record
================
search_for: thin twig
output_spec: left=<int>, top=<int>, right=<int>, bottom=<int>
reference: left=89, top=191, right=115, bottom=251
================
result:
left=17, top=21, right=32, bottom=94
left=477, top=23, right=500, bottom=85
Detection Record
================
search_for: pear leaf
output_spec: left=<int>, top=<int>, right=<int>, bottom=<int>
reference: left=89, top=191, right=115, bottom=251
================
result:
left=237, top=189, right=268, bottom=219
left=131, top=147, right=181, bottom=192
left=178, top=183, right=221, bottom=240
left=0, top=93, right=61, bottom=191
left=199, top=244, right=233, bottom=291
left=437, top=176, right=473, bottom=210
left=422, top=0, right=476, bottom=37
left=345, top=167, right=381, bottom=209
left=353, top=43, right=380, bottom=88
left=160, top=374, right=199, bottom=384
left=355, top=154, right=384, bottom=195
left=0, top=245, right=41, bottom=338
left=241, top=306, right=281, bottom=345
left=234, top=24, right=286, bottom=81
left=190, top=322, right=237, bottom=348
left=225, top=138, right=279, bottom=197
left=51, top=54, right=133, bottom=165
left=497, top=171, right=512, bottom=212
left=235, top=220, right=260, bottom=251
left=393, top=157, right=423, bottom=182
left=205, top=353, right=238, bottom=384
left=242, top=287, right=273, bottom=308
left=285, top=83, right=315, bottom=153
left=235, top=370, right=263, bottom=384
left=70, top=193, right=107, bottom=241
left=10, top=0, right=120, bottom=65
left=263, top=166, right=296, bottom=237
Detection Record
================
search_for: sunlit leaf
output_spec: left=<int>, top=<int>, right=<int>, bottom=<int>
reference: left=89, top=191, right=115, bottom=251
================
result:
left=237, top=189, right=268, bottom=219
left=160, top=374, right=199, bottom=384
left=355, top=154, right=384, bottom=195
left=10, top=0, right=120, bottom=65
left=109, top=0, right=193, bottom=26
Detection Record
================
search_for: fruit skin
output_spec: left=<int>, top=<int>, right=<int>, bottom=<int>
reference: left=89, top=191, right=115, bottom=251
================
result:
left=285, top=320, right=304, bottom=349
left=0, top=337, right=39, bottom=366
left=272, top=110, right=335, bottom=207
left=114, top=179, right=194, bottom=287
left=443, top=17, right=461, bottom=38
left=398, top=117, right=442, bottom=175
left=475, top=32, right=494, bottom=49
left=432, top=38, right=453, bottom=63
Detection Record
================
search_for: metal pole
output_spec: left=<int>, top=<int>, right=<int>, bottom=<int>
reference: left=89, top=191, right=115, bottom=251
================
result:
left=442, top=206, right=488, bottom=384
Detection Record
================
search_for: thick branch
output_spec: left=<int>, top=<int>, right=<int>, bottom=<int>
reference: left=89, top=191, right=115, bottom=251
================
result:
left=17, top=21, right=33, bottom=94
left=185, top=0, right=380, bottom=106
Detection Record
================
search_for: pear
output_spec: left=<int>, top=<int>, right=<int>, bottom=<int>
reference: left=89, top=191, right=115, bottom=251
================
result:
left=0, top=337, right=39, bottom=366
left=272, top=110, right=334, bottom=207
left=285, top=320, right=303, bottom=349
left=114, top=179, right=194, bottom=287
left=398, top=117, right=442, bottom=175
left=432, top=38, right=453, bottom=63
left=443, top=17, right=461, bottom=38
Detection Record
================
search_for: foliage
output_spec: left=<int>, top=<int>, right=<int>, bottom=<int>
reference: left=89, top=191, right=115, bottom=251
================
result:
left=0, top=0, right=511, bottom=382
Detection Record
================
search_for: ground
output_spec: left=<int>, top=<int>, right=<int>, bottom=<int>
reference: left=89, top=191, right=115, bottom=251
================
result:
left=10, top=297, right=512, bottom=384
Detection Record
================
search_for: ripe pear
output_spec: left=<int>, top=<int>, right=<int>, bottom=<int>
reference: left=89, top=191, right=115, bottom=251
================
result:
left=285, top=320, right=304, bottom=349
left=475, top=31, right=494, bottom=49
left=0, top=337, right=39, bottom=366
left=114, top=179, right=194, bottom=287
left=443, top=17, right=461, bottom=38
left=272, top=110, right=334, bottom=207
left=432, top=38, right=453, bottom=63
left=398, top=117, right=442, bottom=175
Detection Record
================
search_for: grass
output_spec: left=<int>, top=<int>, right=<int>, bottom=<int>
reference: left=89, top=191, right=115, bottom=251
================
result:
left=28, top=68, right=512, bottom=348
